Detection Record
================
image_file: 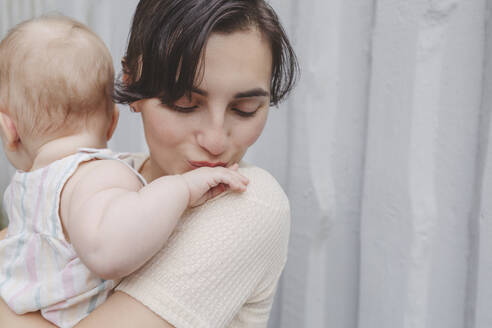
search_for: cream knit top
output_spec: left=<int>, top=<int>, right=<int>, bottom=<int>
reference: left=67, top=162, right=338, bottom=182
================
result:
left=116, top=157, right=290, bottom=328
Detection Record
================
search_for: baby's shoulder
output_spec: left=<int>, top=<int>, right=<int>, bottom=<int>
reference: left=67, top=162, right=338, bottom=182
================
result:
left=62, top=156, right=143, bottom=205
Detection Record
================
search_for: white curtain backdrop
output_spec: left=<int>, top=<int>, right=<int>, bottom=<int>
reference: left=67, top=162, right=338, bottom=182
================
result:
left=2, top=1, right=492, bottom=328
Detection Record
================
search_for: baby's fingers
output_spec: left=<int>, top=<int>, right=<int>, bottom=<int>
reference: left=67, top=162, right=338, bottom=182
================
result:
left=227, top=164, right=248, bottom=184
left=225, top=176, right=247, bottom=192
left=232, top=168, right=249, bottom=185
left=219, top=170, right=248, bottom=192
left=208, top=183, right=228, bottom=199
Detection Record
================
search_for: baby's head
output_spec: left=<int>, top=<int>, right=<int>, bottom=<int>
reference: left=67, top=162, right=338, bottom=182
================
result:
left=0, top=15, right=115, bottom=163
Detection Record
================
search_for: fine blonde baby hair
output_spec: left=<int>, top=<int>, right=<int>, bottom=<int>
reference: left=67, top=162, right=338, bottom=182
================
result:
left=0, top=14, right=114, bottom=139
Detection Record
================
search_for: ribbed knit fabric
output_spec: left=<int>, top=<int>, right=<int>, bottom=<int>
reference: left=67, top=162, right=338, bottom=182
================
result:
left=116, top=159, right=290, bottom=328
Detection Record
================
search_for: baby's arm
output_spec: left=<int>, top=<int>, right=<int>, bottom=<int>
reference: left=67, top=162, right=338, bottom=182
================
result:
left=60, top=160, right=248, bottom=280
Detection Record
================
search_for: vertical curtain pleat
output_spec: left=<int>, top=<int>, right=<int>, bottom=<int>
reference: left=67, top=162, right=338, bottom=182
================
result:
left=358, top=1, right=487, bottom=328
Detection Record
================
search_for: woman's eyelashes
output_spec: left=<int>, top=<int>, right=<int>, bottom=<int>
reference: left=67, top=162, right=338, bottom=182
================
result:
left=169, top=100, right=261, bottom=117
left=170, top=97, right=198, bottom=112
left=231, top=102, right=265, bottom=117
left=231, top=107, right=258, bottom=117
left=172, top=104, right=198, bottom=113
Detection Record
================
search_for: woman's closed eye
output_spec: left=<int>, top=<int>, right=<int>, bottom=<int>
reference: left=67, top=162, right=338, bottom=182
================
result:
left=231, top=107, right=258, bottom=117
left=168, top=96, right=265, bottom=117
left=230, top=100, right=265, bottom=118
left=173, top=105, right=258, bottom=117
left=170, top=96, right=199, bottom=113
left=172, top=104, right=198, bottom=113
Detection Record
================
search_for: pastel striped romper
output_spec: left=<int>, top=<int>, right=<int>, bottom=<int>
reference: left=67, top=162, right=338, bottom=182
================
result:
left=0, top=148, right=146, bottom=328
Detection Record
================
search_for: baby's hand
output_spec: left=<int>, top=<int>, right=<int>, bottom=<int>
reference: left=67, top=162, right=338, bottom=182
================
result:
left=181, top=164, right=249, bottom=207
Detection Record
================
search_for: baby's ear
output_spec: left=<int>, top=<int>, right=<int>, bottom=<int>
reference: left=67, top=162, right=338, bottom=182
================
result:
left=0, top=112, right=20, bottom=151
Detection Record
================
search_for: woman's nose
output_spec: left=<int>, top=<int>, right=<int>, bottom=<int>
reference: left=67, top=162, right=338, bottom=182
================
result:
left=197, top=116, right=229, bottom=156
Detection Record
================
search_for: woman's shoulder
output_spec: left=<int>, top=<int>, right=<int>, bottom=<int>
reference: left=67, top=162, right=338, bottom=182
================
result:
left=183, top=162, right=291, bottom=244
left=117, top=164, right=290, bottom=327
left=234, top=162, right=290, bottom=213
left=177, top=161, right=290, bottom=221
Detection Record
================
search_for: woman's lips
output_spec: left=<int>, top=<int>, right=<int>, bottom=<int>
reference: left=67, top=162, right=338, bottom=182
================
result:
left=189, top=161, right=227, bottom=168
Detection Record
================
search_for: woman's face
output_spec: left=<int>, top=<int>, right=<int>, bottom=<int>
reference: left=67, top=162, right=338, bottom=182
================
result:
left=134, top=28, right=272, bottom=180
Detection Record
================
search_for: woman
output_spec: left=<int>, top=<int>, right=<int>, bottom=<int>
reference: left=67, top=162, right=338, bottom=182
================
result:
left=0, top=0, right=298, bottom=326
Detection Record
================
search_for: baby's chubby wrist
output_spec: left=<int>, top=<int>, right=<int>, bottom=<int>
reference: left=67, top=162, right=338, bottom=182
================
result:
left=150, top=173, right=192, bottom=208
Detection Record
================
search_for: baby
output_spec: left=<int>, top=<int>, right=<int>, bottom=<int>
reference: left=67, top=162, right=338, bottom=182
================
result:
left=0, top=15, right=248, bottom=328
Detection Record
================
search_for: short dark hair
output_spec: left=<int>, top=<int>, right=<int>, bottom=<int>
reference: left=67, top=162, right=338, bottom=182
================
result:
left=114, top=0, right=299, bottom=106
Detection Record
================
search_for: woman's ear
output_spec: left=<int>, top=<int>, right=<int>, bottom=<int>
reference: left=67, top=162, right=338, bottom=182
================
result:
left=121, top=56, right=143, bottom=85
left=121, top=57, right=131, bottom=85
left=0, top=112, right=20, bottom=151
left=129, top=101, right=142, bottom=113
left=106, top=105, right=120, bottom=141
left=122, top=72, right=130, bottom=85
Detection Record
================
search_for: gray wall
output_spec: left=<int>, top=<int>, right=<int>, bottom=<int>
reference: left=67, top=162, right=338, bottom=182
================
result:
left=2, top=1, right=492, bottom=327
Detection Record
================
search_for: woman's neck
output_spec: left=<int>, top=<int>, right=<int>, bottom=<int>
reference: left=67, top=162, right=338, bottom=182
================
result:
left=140, top=157, right=169, bottom=183
left=139, top=157, right=155, bottom=182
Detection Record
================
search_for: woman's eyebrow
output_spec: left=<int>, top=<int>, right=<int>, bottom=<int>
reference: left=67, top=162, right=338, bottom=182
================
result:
left=191, top=87, right=269, bottom=98
left=234, top=88, right=269, bottom=99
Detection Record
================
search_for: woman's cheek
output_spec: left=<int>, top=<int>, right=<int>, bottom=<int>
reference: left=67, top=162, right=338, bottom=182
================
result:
left=145, top=112, right=186, bottom=146
left=243, top=115, right=269, bottom=147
